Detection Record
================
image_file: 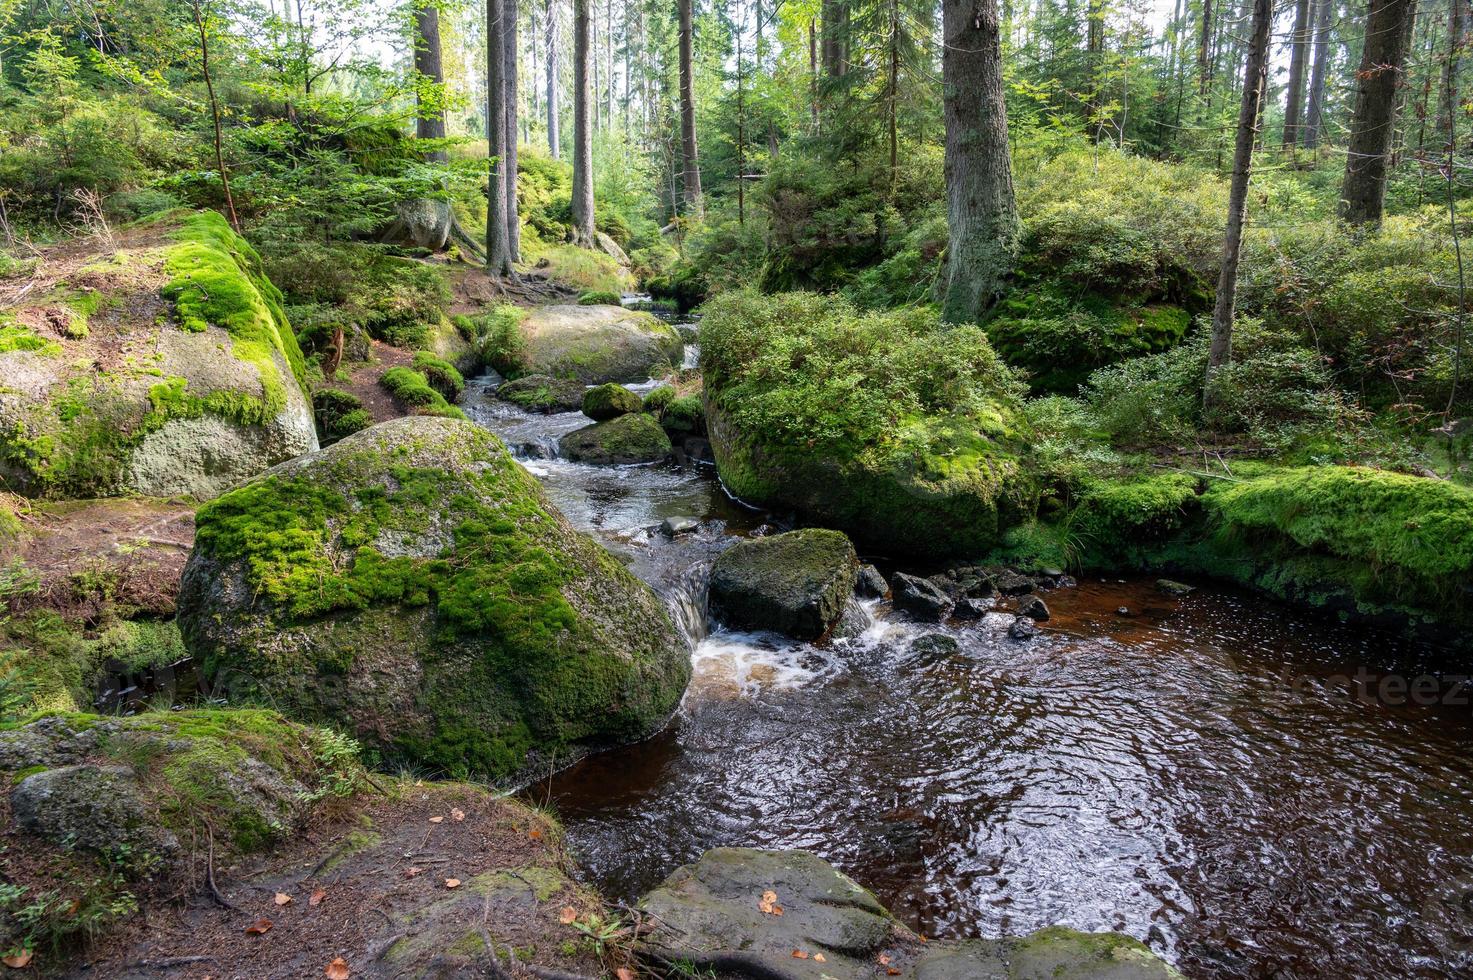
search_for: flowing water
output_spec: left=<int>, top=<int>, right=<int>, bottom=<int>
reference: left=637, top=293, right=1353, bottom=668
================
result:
left=464, top=325, right=1473, bottom=980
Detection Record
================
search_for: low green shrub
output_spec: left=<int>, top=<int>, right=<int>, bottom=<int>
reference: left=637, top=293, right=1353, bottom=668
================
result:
left=452, top=306, right=528, bottom=377
left=578, top=289, right=623, bottom=306
left=411, top=351, right=465, bottom=400
left=380, top=366, right=465, bottom=419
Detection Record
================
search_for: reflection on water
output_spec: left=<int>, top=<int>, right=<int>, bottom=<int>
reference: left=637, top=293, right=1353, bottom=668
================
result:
left=467, top=365, right=1473, bottom=980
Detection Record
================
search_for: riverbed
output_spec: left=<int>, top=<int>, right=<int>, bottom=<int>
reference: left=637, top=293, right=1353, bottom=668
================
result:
left=462, top=341, right=1473, bottom=980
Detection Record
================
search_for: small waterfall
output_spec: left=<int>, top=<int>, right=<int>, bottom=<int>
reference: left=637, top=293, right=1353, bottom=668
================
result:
left=666, top=560, right=712, bottom=651
left=681, top=343, right=701, bottom=371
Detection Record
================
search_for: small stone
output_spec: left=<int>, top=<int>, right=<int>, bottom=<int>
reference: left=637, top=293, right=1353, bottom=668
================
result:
left=1157, top=578, right=1195, bottom=597
left=964, top=576, right=996, bottom=599
left=907, top=633, right=960, bottom=666
left=1017, top=594, right=1050, bottom=621
left=1008, top=616, right=1038, bottom=640
left=1116, top=606, right=1133, bottom=616
left=891, top=573, right=953, bottom=622
left=952, top=597, right=992, bottom=620
left=855, top=564, right=889, bottom=599
left=993, top=571, right=1034, bottom=596
left=660, top=516, right=699, bottom=537
left=1039, top=567, right=1065, bottom=579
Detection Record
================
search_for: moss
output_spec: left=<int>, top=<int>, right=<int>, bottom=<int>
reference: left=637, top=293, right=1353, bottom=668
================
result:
left=0, top=322, right=61, bottom=355
left=1010, top=925, right=1181, bottom=978
left=381, top=366, right=466, bottom=419
left=313, top=388, right=373, bottom=444
left=559, top=413, right=672, bottom=464
left=661, top=394, right=705, bottom=435
left=497, top=374, right=584, bottom=413
left=577, top=289, right=623, bottom=306
left=642, top=385, right=676, bottom=414
left=454, top=305, right=528, bottom=377
left=411, top=351, right=465, bottom=400
left=581, top=383, right=641, bottom=421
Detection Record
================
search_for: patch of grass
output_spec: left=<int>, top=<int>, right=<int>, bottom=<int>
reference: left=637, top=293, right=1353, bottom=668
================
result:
left=381, top=366, right=465, bottom=420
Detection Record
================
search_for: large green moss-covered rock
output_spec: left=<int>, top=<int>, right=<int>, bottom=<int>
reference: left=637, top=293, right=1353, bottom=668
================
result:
left=519, top=304, right=683, bottom=384
left=708, top=529, right=858, bottom=640
left=701, top=291, right=1032, bottom=558
left=176, top=416, right=690, bottom=781
left=0, top=210, right=315, bottom=500
left=496, top=373, right=585, bottom=413
left=559, top=412, right=672, bottom=464
left=582, top=382, right=642, bottom=420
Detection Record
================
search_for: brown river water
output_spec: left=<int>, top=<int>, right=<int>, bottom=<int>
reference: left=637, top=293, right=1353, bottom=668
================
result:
left=463, top=360, right=1473, bottom=980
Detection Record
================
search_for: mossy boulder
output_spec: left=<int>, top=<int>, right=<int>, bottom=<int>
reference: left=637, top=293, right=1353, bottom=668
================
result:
left=176, top=416, right=690, bottom=781
left=497, top=374, right=585, bottom=413
left=0, top=210, right=316, bottom=500
left=559, top=412, right=672, bottom=464
left=701, top=291, right=1032, bottom=558
left=582, top=382, right=642, bottom=421
left=518, top=304, right=683, bottom=384
left=638, top=848, right=1181, bottom=979
left=708, top=529, right=858, bottom=640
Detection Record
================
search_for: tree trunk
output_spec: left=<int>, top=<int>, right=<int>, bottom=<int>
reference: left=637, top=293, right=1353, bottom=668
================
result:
left=939, top=0, right=1020, bottom=322
left=1437, top=0, right=1468, bottom=148
left=1198, top=0, right=1214, bottom=96
left=1302, top=0, right=1333, bottom=147
left=822, top=0, right=848, bottom=77
left=810, top=18, right=820, bottom=128
left=190, top=0, right=240, bottom=233
left=1283, top=0, right=1312, bottom=146
left=1340, top=0, right=1416, bottom=224
left=545, top=0, right=560, bottom=159
left=504, top=0, right=521, bottom=261
left=677, top=0, right=703, bottom=214
left=571, top=0, right=596, bottom=244
left=487, top=0, right=514, bottom=273
left=414, top=2, right=449, bottom=162
left=1206, top=0, right=1273, bottom=387
left=887, top=0, right=900, bottom=184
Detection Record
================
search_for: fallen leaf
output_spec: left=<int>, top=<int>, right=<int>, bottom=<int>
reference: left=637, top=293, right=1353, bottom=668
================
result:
left=758, top=889, right=783, bottom=916
left=878, top=953, right=892, bottom=966
left=444, top=878, right=461, bottom=889
left=887, top=970, right=901, bottom=977
left=771, top=905, right=783, bottom=916
left=918, top=934, right=928, bottom=943
left=429, top=816, right=444, bottom=824
left=309, top=888, right=327, bottom=907
left=791, top=949, right=808, bottom=959
left=274, top=892, right=293, bottom=906
left=404, top=867, right=423, bottom=878
left=615, top=970, right=635, bottom=980
left=528, top=828, right=542, bottom=840
left=558, top=906, right=578, bottom=925
left=450, top=808, right=465, bottom=822
left=325, top=957, right=350, bottom=979
left=245, top=918, right=273, bottom=935
left=2, top=951, right=32, bottom=969
left=813, top=953, right=826, bottom=962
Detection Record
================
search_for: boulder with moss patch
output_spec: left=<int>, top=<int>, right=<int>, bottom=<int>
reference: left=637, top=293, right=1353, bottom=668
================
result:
left=708, top=529, right=858, bottom=640
left=581, top=382, right=642, bottom=421
left=518, top=304, right=683, bottom=384
left=559, top=412, right=672, bottom=464
left=638, top=848, right=1181, bottom=979
left=0, top=210, right=316, bottom=500
left=176, top=416, right=690, bottom=781
left=497, top=374, right=585, bottom=413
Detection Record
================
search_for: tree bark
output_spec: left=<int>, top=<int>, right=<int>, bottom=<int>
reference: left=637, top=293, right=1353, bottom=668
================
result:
left=1206, top=0, right=1273, bottom=387
left=571, top=0, right=596, bottom=244
left=1283, top=0, right=1312, bottom=146
left=1437, top=0, right=1468, bottom=148
left=822, top=0, right=848, bottom=77
left=503, top=0, right=521, bottom=261
left=545, top=0, right=560, bottom=158
left=1198, top=0, right=1214, bottom=96
left=1302, top=0, right=1333, bottom=147
left=939, top=0, right=1020, bottom=323
left=487, top=0, right=514, bottom=273
left=414, top=1, right=449, bottom=162
left=677, top=0, right=703, bottom=214
left=1340, top=0, right=1416, bottom=224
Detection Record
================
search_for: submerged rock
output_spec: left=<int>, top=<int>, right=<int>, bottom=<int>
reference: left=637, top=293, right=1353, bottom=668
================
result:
left=518, top=304, right=683, bottom=384
left=994, top=570, right=1036, bottom=595
left=496, top=373, right=584, bottom=413
left=638, top=848, right=1181, bottom=979
left=581, top=382, right=642, bottom=420
left=891, top=572, right=953, bottom=622
left=708, top=528, right=859, bottom=640
left=908, top=633, right=960, bottom=666
left=177, top=416, right=690, bottom=781
left=1009, top=616, right=1039, bottom=640
left=0, top=210, right=316, bottom=500
left=559, top=412, right=673, bottom=464
left=954, top=596, right=994, bottom=619
left=661, top=515, right=700, bottom=536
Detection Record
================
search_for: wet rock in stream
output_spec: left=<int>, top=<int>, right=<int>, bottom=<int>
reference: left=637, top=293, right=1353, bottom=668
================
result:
left=891, top=573, right=953, bottom=622
left=638, top=848, right=1181, bottom=979
left=708, top=529, right=859, bottom=640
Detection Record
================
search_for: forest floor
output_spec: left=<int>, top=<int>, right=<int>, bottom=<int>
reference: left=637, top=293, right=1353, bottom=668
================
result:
left=67, top=781, right=612, bottom=980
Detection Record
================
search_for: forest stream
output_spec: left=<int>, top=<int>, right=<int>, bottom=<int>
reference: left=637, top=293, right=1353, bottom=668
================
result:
left=456, top=315, right=1473, bottom=980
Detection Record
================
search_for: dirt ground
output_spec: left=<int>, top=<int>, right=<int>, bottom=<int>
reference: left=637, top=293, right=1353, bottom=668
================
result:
left=67, top=783, right=615, bottom=980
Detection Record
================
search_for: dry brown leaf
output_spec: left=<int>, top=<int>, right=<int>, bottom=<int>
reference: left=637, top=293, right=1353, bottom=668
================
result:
left=758, top=889, right=783, bottom=916
left=309, top=888, right=327, bottom=907
left=528, top=828, right=542, bottom=840
left=274, top=892, right=293, bottom=906
left=245, top=918, right=273, bottom=935
left=791, top=949, right=808, bottom=959
left=614, top=969, right=635, bottom=980
left=445, top=878, right=461, bottom=889
left=324, top=957, right=350, bottom=979
left=887, top=970, right=901, bottom=977
left=429, top=816, right=444, bottom=824
left=558, top=906, right=578, bottom=925
left=450, top=808, right=465, bottom=822
left=2, top=951, right=33, bottom=969
left=878, top=953, right=892, bottom=966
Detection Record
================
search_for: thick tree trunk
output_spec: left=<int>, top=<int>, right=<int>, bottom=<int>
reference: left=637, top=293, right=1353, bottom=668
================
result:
left=504, top=0, right=521, bottom=261
left=822, top=0, right=848, bottom=77
left=1207, top=0, right=1273, bottom=386
left=414, top=2, right=449, bottom=162
left=486, top=0, right=514, bottom=273
left=571, top=0, right=596, bottom=244
left=1198, top=0, right=1214, bottom=96
left=939, top=0, right=1020, bottom=323
left=1340, top=0, right=1416, bottom=224
left=545, top=0, right=560, bottom=158
left=1437, top=0, right=1468, bottom=148
left=1283, top=0, right=1312, bottom=146
left=1302, top=0, right=1333, bottom=147
left=677, top=0, right=703, bottom=214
